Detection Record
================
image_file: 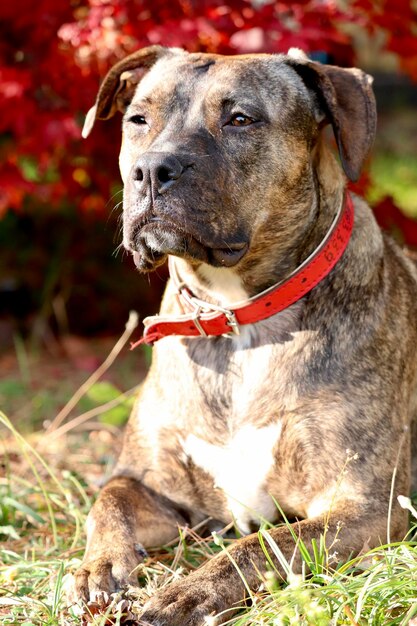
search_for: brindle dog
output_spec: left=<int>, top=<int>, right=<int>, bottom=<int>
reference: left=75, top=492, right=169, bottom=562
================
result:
left=75, top=45, right=417, bottom=625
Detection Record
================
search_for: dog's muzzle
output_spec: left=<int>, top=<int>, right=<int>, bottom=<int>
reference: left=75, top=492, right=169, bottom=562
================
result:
left=126, top=150, right=249, bottom=270
left=132, top=219, right=248, bottom=270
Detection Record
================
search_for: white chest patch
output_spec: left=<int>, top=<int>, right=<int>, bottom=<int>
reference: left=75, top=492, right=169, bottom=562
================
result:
left=197, top=264, right=248, bottom=306
left=183, top=422, right=282, bottom=533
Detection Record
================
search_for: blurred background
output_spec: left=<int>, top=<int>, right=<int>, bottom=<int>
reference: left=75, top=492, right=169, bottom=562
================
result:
left=1, top=0, right=416, bottom=430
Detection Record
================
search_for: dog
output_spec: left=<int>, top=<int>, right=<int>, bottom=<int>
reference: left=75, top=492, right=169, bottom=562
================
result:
left=74, top=45, right=417, bottom=625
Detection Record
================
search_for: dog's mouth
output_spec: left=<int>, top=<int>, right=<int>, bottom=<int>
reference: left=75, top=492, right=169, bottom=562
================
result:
left=131, top=219, right=248, bottom=271
left=209, top=243, right=248, bottom=266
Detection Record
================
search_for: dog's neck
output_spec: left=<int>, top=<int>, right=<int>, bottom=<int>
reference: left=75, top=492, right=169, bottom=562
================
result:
left=171, top=259, right=248, bottom=308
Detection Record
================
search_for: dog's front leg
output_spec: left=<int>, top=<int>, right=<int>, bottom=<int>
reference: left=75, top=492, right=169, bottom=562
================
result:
left=73, top=476, right=187, bottom=602
left=139, top=503, right=406, bottom=626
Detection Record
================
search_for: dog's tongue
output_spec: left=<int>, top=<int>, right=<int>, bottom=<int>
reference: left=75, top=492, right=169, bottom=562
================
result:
left=132, top=249, right=166, bottom=271
left=210, top=243, right=248, bottom=267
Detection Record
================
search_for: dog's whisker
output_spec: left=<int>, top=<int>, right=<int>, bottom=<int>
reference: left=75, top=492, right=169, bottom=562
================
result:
left=112, top=242, right=125, bottom=258
left=109, top=200, right=124, bottom=218
left=187, top=153, right=212, bottom=159
left=106, top=188, right=124, bottom=206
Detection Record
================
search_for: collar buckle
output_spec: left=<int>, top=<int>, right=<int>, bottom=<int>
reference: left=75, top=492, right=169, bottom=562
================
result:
left=191, top=304, right=208, bottom=337
left=179, top=287, right=240, bottom=337
left=223, top=309, right=240, bottom=336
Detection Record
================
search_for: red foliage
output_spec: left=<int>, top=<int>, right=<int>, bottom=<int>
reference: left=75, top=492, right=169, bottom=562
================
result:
left=373, top=197, right=417, bottom=248
left=0, top=0, right=416, bottom=222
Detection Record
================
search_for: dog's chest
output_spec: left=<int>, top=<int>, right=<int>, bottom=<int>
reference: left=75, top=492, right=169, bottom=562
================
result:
left=182, top=422, right=282, bottom=532
left=154, top=318, right=312, bottom=530
left=185, top=318, right=306, bottom=422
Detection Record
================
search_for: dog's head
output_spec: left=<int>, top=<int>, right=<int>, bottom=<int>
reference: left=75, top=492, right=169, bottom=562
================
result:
left=84, top=46, right=376, bottom=275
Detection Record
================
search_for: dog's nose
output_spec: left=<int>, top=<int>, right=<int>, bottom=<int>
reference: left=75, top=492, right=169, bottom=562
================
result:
left=133, top=152, right=185, bottom=195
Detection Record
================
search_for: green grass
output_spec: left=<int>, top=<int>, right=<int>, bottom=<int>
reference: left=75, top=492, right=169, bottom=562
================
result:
left=369, top=153, right=417, bottom=218
left=2, top=405, right=417, bottom=626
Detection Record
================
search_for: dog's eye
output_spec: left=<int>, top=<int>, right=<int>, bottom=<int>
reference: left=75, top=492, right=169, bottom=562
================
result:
left=228, top=114, right=254, bottom=127
left=129, top=115, right=147, bottom=125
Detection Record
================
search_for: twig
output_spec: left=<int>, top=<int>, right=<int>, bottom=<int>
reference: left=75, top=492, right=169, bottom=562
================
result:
left=45, top=385, right=141, bottom=440
left=387, top=425, right=407, bottom=545
left=46, top=311, right=139, bottom=433
left=344, top=605, right=360, bottom=626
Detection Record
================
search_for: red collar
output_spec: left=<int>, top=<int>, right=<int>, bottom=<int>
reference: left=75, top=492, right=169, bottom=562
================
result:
left=131, top=192, right=354, bottom=348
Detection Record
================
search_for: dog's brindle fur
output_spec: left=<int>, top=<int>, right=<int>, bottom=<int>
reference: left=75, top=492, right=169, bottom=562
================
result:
left=75, top=46, right=417, bottom=624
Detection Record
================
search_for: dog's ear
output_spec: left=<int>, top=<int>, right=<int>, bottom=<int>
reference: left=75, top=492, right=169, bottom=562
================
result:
left=286, top=55, right=377, bottom=182
left=82, top=45, right=177, bottom=138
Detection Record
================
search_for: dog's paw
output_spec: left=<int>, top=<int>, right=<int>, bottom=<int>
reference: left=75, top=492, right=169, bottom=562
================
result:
left=140, top=578, right=221, bottom=626
left=69, top=543, right=147, bottom=604
left=140, top=566, right=241, bottom=626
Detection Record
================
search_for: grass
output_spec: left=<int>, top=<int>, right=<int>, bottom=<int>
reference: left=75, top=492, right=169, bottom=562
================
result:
left=0, top=413, right=224, bottom=625
left=2, top=398, right=417, bottom=625
left=2, top=442, right=417, bottom=626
